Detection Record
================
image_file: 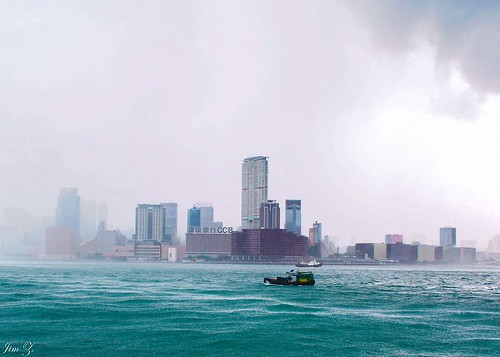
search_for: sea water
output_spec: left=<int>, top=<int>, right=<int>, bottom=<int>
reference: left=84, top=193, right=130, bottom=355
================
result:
left=0, top=261, right=498, bottom=356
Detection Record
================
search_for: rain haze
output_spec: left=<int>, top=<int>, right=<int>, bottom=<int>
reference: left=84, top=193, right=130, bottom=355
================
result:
left=1, top=0, right=500, bottom=250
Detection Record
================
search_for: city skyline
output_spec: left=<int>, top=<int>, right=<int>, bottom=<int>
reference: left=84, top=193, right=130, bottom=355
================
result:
left=1, top=1, right=500, bottom=249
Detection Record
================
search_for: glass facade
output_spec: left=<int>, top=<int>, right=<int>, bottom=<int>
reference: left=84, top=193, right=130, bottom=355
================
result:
left=285, top=200, right=301, bottom=235
left=162, top=202, right=177, bottom=244
left=187, top=207, right=201, bottom=230
left=55, top=187, right=80, bottom=244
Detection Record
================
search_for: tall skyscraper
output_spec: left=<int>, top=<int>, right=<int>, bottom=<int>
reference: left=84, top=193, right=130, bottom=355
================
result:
left=241, top=156, right=268, bottom=229
left=312, top=221, right=322, bottom=257
left=162, top=203, right=177, bottom=244
left=135, top=204, right=165, bottom=241
left=285, top=200, right=301, bottom=235
left=440, top=227, right=456, bottom=247
left=260, top=200, right=280, bottom=229
left=313, top=221, right=322, bottom=245
left=55, top=187, right=80, bottom=243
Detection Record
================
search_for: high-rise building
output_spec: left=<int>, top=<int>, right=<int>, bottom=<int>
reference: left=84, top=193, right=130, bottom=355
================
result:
left=285, top=200, right=301, bottom=235
left=187, top=206, right=201, bottom=231
left=97, top=201, right=108, bottom=227
left=259, top=200, right=280, bottom=229
left=161, top=203, right=177, bottom=244
left=440, top=227, right=456, bottom=247
left=312, top=221, right=322, bottom=257
left=80, top=200, right=108, bottom=242
left=55, top=187, right=80, bottom=244
left=80, top=199, right=97, bottom=242
left=135, top=204, right=165, bottom=241
left=187, top=203, right=222, bottom=232
left=241, top=156, right=268, bottom=229
left=313, top=221, right=322, bottom=245
left=198, top=204, right=215, bottom=227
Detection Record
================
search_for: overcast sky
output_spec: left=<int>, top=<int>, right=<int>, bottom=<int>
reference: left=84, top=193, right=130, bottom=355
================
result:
left=1, top=0, right=500, bottom=248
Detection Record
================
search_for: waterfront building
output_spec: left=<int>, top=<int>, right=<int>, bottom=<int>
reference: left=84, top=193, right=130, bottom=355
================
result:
left=387, top=243, right=418, bottom=262
left=442, top=246, right=476, bottom=263
left=285, top=200, right=301, bottom=235
left=485, top=236, right=500, bottom=259
left=45, top=226, right=76, bottom=259
left=241, top=156, right=268, bottom=229
left=135, top=240, right=161, bottom=260
left=355, top=243, right=387, bottom=260
left=440, top=227, right=456, bottom=247
left=135, top=204, right=165, bottom=241
left=417, top=244, right=436, bottom=262
left=259, top=200, right=280, bottom=229
left=55, top=187, right=80, bottom=244
left=186, top=232, right=232, bottom=258
left=385, top=234, right=403, bottom=244
left=160, top=244, right=178, bottom=262
left=161, top=202, right=177, bottom=244
left=231, top=229, right=308, bottom=260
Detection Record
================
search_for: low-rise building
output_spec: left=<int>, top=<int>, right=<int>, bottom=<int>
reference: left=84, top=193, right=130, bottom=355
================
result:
left=231, top=229, right=308, bottom=260
left=186, top=232, right=231, bottom=258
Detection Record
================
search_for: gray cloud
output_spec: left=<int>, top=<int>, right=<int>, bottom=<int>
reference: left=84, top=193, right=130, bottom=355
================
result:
left=349, top=0, right=500, bottom=95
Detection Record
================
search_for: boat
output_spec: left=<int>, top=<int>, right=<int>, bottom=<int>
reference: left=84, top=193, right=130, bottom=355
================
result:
left=264, top=270, right=315, bottom=286
left=295, top=259, right=323, bottom=268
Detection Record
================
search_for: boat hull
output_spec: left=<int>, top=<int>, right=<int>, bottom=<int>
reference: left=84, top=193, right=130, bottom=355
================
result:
left=264, top=277, right=315, bottom=286
left=295, top=262, right=323, bottom=268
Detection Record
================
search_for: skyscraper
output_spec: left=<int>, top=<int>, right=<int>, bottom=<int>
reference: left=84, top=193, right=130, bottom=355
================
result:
left=80, top=199, right=108, bottom=242
left=440, top=227, right=456, bottom=247
left=260, top=200, right=280, bottom=229
left=285, top=200, right=301, bottom=235
left=161, top=202, right=177, bottom=244
left=242, top=156, right=268, bottom=229
left=187, top=206, right=201, bottom=231
left=187, top=203, right=222, bottom=232
left=55, top=187, right=80, bottom=243
left=312, top=221, right=322, bottom=257
left=135, top=204, right=165, bottom=241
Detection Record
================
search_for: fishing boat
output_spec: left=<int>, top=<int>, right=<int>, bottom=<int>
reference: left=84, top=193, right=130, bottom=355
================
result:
left=295, top=259, right=323, bottom=268
left=264, top=270, right=315, bottom=286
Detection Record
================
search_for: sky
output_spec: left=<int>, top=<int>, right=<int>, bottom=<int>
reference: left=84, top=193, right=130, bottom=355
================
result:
left=1, top=0, right=500, bottom=249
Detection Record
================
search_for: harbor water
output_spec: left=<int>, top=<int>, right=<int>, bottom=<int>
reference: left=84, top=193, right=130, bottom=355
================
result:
left=0, top=261, right=498, bottom=356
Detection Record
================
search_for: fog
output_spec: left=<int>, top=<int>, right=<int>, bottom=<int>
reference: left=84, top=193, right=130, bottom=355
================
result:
left=1, top=1, right=500, bottom=250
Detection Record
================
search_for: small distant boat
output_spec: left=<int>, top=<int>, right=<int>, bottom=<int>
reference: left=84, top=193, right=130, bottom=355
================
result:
left=295, top=259, right=323, bottom=268
left=264, top=270, right=315, bottom=286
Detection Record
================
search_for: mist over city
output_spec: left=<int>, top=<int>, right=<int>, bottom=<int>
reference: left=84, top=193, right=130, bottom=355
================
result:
left=2, top=1, right=500, bottom=252
left=1, top=2, right=499, bottom=356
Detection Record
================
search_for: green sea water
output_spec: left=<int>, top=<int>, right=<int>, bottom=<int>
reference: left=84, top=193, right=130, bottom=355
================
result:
left=0, top=261, right=498, bottom=356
